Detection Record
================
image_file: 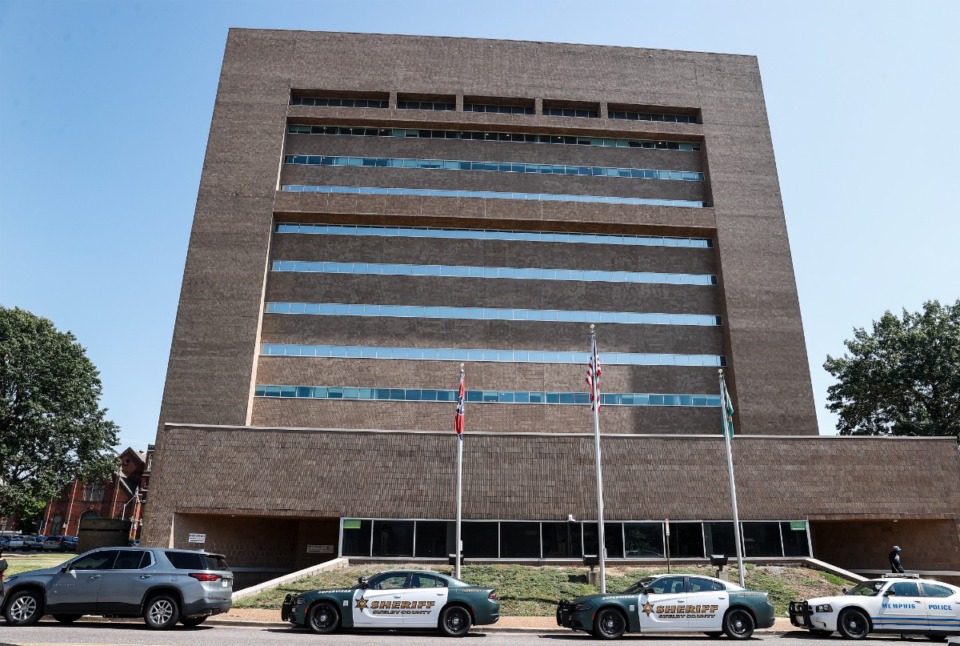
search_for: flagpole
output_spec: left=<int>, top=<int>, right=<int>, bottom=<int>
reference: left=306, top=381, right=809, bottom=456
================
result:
left=590, top=325, right=607, bottom=593
left=455, top=363, right=464, bottom=580
left=720, top=369, right=745, bottom=587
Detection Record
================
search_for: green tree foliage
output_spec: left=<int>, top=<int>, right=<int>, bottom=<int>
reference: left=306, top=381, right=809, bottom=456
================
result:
left=0, top=307, right=119, bottom=526
left=824, top=300, right=960, bottom=437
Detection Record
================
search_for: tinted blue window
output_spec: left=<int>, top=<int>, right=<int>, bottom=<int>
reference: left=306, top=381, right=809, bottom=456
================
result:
left=255, top=385, right=721, bottom=408
left=271, top=259, right=713, bottom=287
left=281, top=185, right=703, bottom=208
left=285, top=155, right=701, bottom=182
left=289, top=123, right=700, bottom=151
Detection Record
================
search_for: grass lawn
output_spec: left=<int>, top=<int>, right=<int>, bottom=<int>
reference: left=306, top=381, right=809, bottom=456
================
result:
left=3, top=552, right=73, bottom=577
left=233, top=563, right=847, bottom=617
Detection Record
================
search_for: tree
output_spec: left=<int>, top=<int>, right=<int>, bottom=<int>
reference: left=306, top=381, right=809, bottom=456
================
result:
left=0, top=306, right=119, bottom=527
left=824, top=299, right=960, bottom=438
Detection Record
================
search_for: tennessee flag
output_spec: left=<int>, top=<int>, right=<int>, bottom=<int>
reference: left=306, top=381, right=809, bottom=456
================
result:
left=455, top=374, right=465, bottom=436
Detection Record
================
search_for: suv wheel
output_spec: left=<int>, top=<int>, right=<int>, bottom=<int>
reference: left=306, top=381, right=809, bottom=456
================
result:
left=143, top=594, right=180, bottom=630
left=4, top=589, right=43, bottom=626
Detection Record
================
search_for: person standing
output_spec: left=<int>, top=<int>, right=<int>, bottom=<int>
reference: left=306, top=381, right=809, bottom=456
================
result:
left=889, top=545, right=904, bottom=573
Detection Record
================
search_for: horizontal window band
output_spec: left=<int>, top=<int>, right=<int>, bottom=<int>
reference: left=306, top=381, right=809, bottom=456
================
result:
left=287, top=124, right=701, bottom=151
left=275, top=223, right=712, bottom=248
left=543, top=107, right=599, bottom=118
left=284, top=154, right=704, bottom=182
left=280, top=185, right=704, bottom=208
left=255, top=385, right=722, bottom=407
left=463, top=103, right=534, bottom=114
left=260, top=343, right=726, bottom=367
left=291, top=97, right=388, bottom=108
left=286, top=101, right=696, bottom=124
left=265, top=302, right=722, bottom=327
left=609, top=110, right=697, bottom=124
left=398, top=100, right=455, bottom=111
left=271, top=260, right=716, bottom=286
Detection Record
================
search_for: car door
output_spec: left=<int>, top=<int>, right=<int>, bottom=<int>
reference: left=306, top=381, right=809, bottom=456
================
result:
left=638, top=575, right=689, bottom=632
left=352, top=573, right=409, bottom=628
left=46, top=550, right=119, bottom=614
left=96, top=549, right=153, bottom=614
left=876, top=581, right=927, bottom=631
left=402, top=573, right=448, bottom=626
left=920, top=582, right=960, bottom=634
left=685, top=577, right=730, bottom=632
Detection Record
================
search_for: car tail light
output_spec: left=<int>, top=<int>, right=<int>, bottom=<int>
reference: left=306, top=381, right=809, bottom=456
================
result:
left=189, top=573, right=222, bottom=582
left=488, top=591, right=498, bottom=600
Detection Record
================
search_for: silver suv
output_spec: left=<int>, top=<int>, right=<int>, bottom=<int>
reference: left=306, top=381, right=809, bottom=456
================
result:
left=1, top=546, right=233, bottom=629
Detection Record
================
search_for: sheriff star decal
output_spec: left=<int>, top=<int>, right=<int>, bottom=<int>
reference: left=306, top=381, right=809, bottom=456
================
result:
left=642, top=602, right=654, bottom=617
left=356, top=597, right=368, bottom=610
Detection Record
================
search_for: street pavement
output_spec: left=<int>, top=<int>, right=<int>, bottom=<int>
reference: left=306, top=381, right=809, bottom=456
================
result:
left=0, top=615, right=826, bottom=646
left=0, top=620, right=871, bottom=646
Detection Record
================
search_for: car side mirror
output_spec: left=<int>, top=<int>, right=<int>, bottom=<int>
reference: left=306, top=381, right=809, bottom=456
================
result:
left=884, top=590, right=894, bottom=597
left=358, top=576, right=368, bottom=589
left=841, top=588, right=847, bottom=594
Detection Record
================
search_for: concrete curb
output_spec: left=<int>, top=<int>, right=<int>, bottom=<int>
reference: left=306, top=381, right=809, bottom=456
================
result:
left=205, top=617, right=795, bottom=635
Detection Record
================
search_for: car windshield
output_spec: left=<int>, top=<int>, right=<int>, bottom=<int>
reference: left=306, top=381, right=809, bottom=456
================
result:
left=622, top=576, right=657, bottom=594
left=846, top=580, right=886, bottom=597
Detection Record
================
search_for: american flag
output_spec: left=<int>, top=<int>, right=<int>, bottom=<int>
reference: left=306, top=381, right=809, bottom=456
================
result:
left=586, top=340, right=602, bottom=411
left=455, top=372, right=465, bottom=436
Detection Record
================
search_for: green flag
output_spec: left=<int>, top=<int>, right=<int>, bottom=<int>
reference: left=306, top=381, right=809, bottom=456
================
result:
left=721, top=376, right=735, bottom=438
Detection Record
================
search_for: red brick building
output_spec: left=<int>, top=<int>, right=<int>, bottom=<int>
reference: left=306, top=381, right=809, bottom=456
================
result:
left=41, top=446, right=152, bottom=540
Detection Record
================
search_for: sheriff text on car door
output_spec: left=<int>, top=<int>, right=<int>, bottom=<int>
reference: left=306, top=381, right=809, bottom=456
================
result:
left=352, top=573, right=447, bottom=627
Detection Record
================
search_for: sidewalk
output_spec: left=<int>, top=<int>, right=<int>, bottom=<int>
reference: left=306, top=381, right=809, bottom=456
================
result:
left=210, top=608, right=795, bottom=633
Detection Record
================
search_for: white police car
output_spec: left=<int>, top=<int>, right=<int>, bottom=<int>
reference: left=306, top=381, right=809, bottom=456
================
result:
left=790, top=574, right=960, bottom=639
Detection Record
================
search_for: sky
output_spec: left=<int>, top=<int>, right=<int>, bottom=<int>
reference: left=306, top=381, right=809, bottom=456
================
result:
left=2, top=0, right=958, bottom=451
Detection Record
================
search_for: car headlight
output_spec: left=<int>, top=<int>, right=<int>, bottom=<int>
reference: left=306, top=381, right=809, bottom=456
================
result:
left=573, top=602, right=593, bottom=611
left=814, top=604, right=833, bottom=613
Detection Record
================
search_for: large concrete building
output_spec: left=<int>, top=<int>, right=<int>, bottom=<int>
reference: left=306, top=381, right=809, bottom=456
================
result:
left=145, top=29, right=960, bottom=582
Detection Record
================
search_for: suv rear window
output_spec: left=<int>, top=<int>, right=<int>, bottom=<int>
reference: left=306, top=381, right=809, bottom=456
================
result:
left=165, top=551, right=230, bottom=571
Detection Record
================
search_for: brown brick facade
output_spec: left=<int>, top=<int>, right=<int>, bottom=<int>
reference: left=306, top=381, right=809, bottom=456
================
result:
left=145, top=31, right=960, bottom=575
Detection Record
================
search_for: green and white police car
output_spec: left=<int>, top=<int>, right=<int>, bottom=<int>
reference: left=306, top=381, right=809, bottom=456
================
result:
left=557, top=573, right=775, bottom=640
left=281, top=570, right=499, bottom=637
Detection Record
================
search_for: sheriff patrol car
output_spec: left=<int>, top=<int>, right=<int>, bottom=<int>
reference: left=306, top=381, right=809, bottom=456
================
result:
left=790, top=574, right=960, bottom=639
left=557, top=573, right=775, bottom=640
left=281, top=570, right=499, bottom=637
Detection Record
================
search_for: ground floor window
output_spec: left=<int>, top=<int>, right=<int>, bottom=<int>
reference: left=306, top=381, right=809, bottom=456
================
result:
left=340, top=518, right=811, bottom=560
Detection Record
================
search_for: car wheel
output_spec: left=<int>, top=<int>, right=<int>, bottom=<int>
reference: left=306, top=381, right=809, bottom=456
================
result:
left=723, top=608, right=755, bottom=640
left=143, top=594, right=180, bottom=630
left=4, top=589, right=43, bottom=626
left=53, top=614, right=83, bottom=624
left=593, top=607, right=627, bottom=640
left=308, top=601, right=340, bottom=634
left=180, top=616, right=208, bottom=627
left=439, top=605, right=472, bottom=637
left=837, top=608, right=870, bottom=639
